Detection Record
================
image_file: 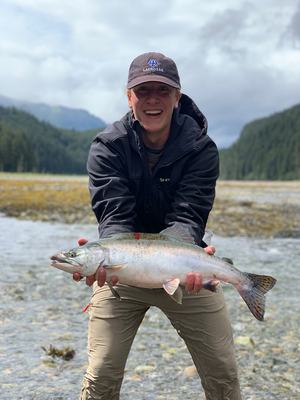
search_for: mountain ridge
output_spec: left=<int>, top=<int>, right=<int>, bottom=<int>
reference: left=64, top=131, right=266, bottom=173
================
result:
left=0, top=94, right=106, bottom=131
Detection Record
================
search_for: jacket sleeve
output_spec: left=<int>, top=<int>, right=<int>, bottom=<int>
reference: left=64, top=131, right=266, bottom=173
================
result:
left=165, top=138, right=219, bottom=247
left=87, top=136, right=138, bottom=238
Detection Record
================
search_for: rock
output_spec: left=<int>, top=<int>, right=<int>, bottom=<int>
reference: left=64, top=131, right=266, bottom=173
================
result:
left=235, top=336, right=254, bottom=347
left=134, top=365, right=157, bottom=372
left=184, top=365, right=198, bottom=377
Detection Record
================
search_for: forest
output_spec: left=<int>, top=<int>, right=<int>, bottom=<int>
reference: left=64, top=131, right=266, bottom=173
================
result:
left=0, top=103, right=299, bottom=179
left=0, top=106, right=102, bottom=174
left=219, top=103, right=300, bottom=180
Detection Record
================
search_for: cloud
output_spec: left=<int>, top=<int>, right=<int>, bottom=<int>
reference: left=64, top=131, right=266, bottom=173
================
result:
left=0, top=0, right=300, bottom=148
left=281, top=2, right=300, bottom=46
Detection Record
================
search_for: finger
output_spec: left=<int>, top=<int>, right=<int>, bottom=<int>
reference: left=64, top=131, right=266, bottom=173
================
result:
left=193, top=273, right=202, bottom=294
left=204, top=245, right=216, bottom=255
left=86, top=273, right=96, bottom=287
left=97, top=269, right=106, bottom=287
left=78, top=238, right=89, bottom=246
left=73, top=272, right=83, bottom=282
left=109, top=275, right=119, bottom=287
left=185, top=272, right=195, bottom=293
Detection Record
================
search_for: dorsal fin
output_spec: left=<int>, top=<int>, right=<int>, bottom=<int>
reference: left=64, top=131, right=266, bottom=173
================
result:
left=160, top=223, right=196, bottom=245
left=222, top=257, right=234, bottom=265
left=203, top=229, right=213, bottom=246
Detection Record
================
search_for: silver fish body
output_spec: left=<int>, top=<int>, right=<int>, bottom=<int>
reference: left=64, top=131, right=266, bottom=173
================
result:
left=50, top=229, right=276, bottom=321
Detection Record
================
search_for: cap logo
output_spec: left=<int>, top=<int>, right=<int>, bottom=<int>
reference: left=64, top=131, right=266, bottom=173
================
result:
left=148, top=60, right=158, bottom=67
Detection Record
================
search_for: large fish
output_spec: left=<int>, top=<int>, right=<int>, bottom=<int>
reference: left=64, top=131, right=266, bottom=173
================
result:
left=50, top=225, right=276, bottom=321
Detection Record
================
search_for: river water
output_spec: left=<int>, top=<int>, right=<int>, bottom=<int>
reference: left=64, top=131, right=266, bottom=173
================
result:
left=0, top=215, right=300, bottom=399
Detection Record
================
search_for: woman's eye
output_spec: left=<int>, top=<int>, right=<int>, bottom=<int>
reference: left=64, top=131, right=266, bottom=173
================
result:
left=136, top=86, right=148, bottom=92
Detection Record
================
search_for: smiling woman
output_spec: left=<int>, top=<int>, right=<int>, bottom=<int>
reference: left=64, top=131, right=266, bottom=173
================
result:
left=127, top=82, right=181, bottom=149
left=78, top=51, right=244, bottom=400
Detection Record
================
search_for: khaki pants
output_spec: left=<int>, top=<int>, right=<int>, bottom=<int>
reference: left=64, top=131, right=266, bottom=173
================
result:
left=80, top=283, right=241, bottom=400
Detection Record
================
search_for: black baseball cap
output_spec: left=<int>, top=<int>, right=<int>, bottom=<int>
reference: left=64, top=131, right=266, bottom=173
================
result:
left=126, top=52, right=181, bottom=89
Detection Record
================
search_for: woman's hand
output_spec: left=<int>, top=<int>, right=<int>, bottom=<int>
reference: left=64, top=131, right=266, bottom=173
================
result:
left=185, top=245, right=218, bottom=294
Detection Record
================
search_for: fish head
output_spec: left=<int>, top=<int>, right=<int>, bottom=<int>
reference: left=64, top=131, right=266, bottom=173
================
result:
left=50, top=243, right=105, bottom=277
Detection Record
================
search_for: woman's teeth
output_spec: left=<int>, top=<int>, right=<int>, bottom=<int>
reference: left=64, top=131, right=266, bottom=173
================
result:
left=145, top=110, right=162, bottom=115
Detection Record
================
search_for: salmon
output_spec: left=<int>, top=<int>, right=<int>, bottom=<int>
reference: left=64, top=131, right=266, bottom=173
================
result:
left=50, top=225, right=276, bottom=321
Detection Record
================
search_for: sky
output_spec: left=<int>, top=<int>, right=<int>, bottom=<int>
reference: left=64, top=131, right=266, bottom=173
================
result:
left=0, top=0, right=300, bottom=148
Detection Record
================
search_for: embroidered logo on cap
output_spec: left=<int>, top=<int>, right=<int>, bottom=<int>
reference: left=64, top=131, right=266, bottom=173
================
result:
left=143, top=59, right=163, bottom=73
left=148, top=60, right=158, bottom=67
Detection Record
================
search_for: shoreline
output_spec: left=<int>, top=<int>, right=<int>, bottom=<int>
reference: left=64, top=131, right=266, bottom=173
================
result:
left=1, top=173, right=300, bottom=238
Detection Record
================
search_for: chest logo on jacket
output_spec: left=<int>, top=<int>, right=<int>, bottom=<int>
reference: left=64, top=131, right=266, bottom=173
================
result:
left=159, top=178, right=171, bottom=182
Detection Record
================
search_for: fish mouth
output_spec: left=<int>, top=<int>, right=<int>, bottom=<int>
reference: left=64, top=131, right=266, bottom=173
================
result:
left=50, top=254, right=68, bottom=264
left=50, top=253, right=83, bottom=268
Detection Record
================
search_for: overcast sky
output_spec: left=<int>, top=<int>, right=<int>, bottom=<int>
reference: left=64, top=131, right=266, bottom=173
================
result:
left=1, top=0, right=299, bottom=148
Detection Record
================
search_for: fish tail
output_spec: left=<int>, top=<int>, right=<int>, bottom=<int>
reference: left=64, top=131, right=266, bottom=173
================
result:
left=237, top=273, right=277, bottom=321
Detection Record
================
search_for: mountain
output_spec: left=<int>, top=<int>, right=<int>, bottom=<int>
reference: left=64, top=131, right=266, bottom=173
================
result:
left=0, top=105, right=103, bottom=174
left=0, top=94, right=106, bottom=131
left=219, top=103, right=300, bottom=180
left=2, top=100, right=299, bottom=179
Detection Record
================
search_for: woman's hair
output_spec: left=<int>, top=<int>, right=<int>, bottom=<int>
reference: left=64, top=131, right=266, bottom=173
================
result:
left=127, top=88, right=181, bottom=96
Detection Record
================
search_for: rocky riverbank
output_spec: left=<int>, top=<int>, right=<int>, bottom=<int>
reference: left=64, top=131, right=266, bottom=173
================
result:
left=1, top=218, right=299, bottom=399
left=1, top=174, right=300, bottom=399
left=1, top=173, right=300, bottom=238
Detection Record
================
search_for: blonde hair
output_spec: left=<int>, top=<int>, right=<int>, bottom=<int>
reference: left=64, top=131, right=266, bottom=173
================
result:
left=126, top=88, right=181, bottom=96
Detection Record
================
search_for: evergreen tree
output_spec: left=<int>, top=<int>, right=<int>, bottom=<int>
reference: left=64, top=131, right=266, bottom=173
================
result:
left=0, top=122, right=35, bottom=172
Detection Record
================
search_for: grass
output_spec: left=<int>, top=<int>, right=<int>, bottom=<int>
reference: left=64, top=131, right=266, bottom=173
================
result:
left=1, top=173, right=300, bottom=237
left=0, top=174, right=95, bottom=223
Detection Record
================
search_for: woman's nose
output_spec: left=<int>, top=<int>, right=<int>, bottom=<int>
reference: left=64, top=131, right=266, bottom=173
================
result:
left=146, top=90, right=159, bottom=104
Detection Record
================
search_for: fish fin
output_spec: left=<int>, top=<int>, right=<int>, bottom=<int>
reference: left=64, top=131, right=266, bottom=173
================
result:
left=163, top=278, right=181, bottom=295
left=108, top=283, right=121, bottom=301
left=202, top=280, right=220, bottom=293
left=103, top=264, right=127, bottom=271
left=170, top=286, right=183, bottom=304
left=238, top=273, right=277, bottom=321
left=162, top=280, right=183, bottom=304
left=160, top=223, right=197, bottom=245
left=244, top=273, right=277, bottom=294
left=222, top=257, right=234, bottom=265
left=203, top=230, right=213, bottom=246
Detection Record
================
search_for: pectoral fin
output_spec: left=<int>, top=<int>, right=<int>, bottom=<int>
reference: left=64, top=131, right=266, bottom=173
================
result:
left=163, top=279, right=183, bottom=304
left=108, top=283, right=121, bottom=301
left=202, top=280, right=220, bottom=293
left=103, top=264, right=127, bottom=271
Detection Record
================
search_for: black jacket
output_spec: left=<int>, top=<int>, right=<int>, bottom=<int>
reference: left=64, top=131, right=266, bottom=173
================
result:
left=87, top=94, right=219, bottom=246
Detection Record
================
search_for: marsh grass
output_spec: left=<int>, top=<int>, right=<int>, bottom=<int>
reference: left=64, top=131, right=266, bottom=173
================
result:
left=1, top=173, right=299, bottom=237
left=0, top=173, right=96, bottom=223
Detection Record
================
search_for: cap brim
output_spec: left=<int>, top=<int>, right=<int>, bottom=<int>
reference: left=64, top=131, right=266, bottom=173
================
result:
left=127, top=75, right=181, bottom=89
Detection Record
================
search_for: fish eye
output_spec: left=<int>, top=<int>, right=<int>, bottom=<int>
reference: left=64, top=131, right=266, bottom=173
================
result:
left=69, top=251, right=76, bottom=257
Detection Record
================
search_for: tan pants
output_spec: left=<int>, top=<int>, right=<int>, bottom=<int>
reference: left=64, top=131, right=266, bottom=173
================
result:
left=80, top=284, right=241, bottom=400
